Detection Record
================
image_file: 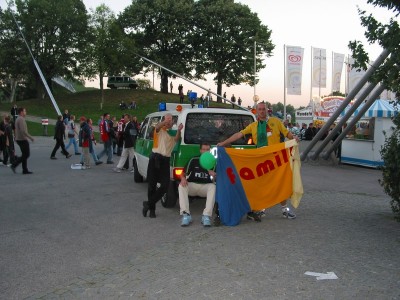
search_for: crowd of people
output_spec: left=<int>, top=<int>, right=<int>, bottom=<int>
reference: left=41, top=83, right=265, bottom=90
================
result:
left=2, top=100, right=333, bottom=227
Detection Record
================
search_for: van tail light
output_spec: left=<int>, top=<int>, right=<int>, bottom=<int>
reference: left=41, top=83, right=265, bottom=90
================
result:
left=173, top=167, right=185, bottom=180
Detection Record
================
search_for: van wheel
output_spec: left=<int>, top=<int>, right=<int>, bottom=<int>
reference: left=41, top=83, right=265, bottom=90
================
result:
left=110, top=85, right=117, bottom=89
left=161, top=181, right=178, bottom=208
left=133, top=158, right=143, bottom=183
left=129, top=84, right=137, bottom=89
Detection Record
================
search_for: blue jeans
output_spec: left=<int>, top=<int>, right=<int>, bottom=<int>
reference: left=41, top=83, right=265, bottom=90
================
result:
left=65, top=137, right=79, bottom=153
left=80, top=148, right=100, bottom=163
left=97, top=140, right=113, bottom=162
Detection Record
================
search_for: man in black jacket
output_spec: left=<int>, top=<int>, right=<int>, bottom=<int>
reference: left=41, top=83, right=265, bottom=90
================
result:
left=50, top=115, right=72, bottom=159
left=113, top=114, right=136, bottom=172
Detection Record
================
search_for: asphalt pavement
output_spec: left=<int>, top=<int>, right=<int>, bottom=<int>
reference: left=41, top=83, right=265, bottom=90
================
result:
left=0, top=136, right=399, bottom=300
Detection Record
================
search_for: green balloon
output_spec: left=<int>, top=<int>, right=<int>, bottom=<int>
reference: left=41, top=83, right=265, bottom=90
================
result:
left=199, top=152, right=216, bottom=170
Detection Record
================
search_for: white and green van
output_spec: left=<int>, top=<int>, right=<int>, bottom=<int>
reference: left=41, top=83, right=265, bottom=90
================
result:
left=133, top=104, right=257, bottom=207
left=107, top=76, right=138, bottom=89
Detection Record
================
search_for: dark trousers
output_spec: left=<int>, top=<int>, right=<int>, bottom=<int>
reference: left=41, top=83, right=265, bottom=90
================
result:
left=51, top=138, right=69, bottom=157
left=147, top=153, right=170, bottom=210
left=14, top=140, right=30, bottom=172
left=3, top=145, right=16, bottom=165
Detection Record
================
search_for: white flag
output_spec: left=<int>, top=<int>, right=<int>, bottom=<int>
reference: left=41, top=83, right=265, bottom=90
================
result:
left=312, top=48, right=327, bottom=88
left=286, top=46, right=304, bottom=95
left=332, top=52, right=344, bottom=92
left=348, top=56, right=367, bottom=99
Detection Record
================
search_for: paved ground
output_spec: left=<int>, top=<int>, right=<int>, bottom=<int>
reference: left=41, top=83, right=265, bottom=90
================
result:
left=0, top=136, right=399, bottom=300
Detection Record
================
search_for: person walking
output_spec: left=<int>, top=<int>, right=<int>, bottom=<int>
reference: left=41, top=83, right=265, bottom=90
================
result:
left=11, top=107, right=34, bottom=174
left=65, top=115, right=80, bottom=155
left=1, top=115, right=16, bottom=166
left=97, top=113, right=113, bottom=164
left=50, top=115, right=72, bottom=159
left=79, top=118, right=103, bottom=166
left=142, top=113, right=183, bottom=218
left=217, top=101, right=297, bottom=221
left=113, top=114, right=136, bottom=173
left=78, top=116, right=92, bottom=169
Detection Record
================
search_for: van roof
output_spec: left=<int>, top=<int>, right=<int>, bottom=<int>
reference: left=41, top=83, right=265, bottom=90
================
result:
left=144, top=107, right=255, bottom=119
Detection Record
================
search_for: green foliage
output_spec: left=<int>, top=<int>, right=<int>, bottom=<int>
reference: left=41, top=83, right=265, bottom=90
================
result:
left=119, top=0, right=196, bottom=94
left=136, top=78, right=151, bottom=90
left=380, top=114, right=400, bottom=221
left=191, top=0, right=274, bottom=102
left=26, top=121, right=55, bottom=136
left=350, top=0, right=400, bottom=220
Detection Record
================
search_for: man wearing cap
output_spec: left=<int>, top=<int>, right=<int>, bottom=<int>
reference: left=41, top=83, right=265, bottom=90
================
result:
left=217, top=101, right=297, bottom=221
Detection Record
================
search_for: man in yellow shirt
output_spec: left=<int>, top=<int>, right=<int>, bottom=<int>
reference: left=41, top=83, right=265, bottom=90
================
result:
left=217, top=102, right=297, bottom=221
left=143, top=113, right=183, bottom=218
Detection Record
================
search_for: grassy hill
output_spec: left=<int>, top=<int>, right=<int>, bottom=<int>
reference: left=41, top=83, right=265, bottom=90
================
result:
left=0, top=88, right=232, bottom=123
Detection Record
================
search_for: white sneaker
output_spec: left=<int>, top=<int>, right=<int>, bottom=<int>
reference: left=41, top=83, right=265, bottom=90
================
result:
left=113, top=167, right=121, bottom=173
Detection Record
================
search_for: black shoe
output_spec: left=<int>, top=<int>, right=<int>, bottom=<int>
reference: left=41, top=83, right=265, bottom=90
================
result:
left=247, top=211, right=262, bottom=222
left=213, top=215, right=221, bottom=227
left=66, top=154, right=72, bottom=159
left=11, top=165, right=16, bottom=173
left=50, top=156, right=57, bottom=160
left=75, top=152, right=81, bottom=155
left=142, top=201, right=149, bottom=217
left=107, top=161, right=114, bottom=164
left=149, top=210, right=156, bottom=218
left=95, top=161, right=103, bottom=165
left=23, top=171, right=33, bottom=174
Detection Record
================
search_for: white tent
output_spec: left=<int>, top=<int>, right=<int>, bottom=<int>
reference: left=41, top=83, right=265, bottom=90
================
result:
left=342, top=99, right=397, bottom=119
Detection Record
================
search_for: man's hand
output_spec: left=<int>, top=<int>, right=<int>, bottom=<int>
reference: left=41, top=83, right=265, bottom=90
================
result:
left=180, top=176, right=188, bottom=187
left=178, top=123, right=183, bottom=131
left=208, top=170, right=216, bottom=177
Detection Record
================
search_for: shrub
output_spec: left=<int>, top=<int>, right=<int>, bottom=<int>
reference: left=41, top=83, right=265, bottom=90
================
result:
left=379, top=113, right=400, bottom=221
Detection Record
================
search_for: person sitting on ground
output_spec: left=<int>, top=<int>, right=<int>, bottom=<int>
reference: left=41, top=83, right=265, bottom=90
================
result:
left=119, top=101, right=127, bottom=110
left=179, top=142, right=216, bottom=227
left=128, top=100, right=137, bottom=109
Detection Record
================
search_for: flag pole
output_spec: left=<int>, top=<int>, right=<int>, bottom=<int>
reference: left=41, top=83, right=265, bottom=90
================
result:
left=318, top=48, right=322, bottom=98
left=310, top=46, right=313, bottom=117
left=283, top=44, right=286, bottom=119
left=331, top=51, right=334, bottom=94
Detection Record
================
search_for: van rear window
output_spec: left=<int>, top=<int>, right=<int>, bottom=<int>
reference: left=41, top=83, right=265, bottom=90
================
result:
left=184, top=113, right=254, bottom=145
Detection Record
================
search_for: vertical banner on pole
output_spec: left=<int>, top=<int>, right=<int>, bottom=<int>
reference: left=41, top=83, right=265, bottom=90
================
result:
left=312, top=48, right=327, bottom=88
left=348, top=56, right=367, bottom=99
left=286, top=46, right=304, bottom=95
left=332, top=52, right=345, bottom=92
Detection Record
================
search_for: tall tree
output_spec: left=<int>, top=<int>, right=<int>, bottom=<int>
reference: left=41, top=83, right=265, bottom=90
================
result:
left=119, top=0, right=195, bottom=94
left=348, top=0, right=400, bottom=220
left=13, top=0, right=90, bottom=97
left=348, top=0, right=399, bottom=100
left=191, top=0, right=274, bottom=102
left=86, top=4, right=139, bottom=109
left=0, top=5, right=31, bottom=102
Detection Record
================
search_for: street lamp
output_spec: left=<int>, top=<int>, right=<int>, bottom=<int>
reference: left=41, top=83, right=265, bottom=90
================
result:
left=254, top=40, right=257, bottom=97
